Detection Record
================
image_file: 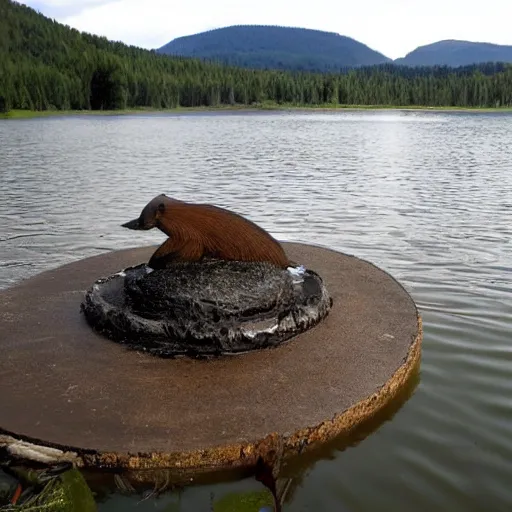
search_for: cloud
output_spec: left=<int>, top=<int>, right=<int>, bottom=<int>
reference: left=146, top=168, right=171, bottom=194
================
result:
left=23, top=0, right=118, bottom=19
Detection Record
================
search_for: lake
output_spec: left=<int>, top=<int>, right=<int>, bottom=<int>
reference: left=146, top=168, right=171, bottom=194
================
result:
left=0, top=109, right=511, bottom=511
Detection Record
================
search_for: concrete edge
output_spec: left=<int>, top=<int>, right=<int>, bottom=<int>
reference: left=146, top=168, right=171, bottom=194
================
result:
left=1, top=314, right=423, bottom=475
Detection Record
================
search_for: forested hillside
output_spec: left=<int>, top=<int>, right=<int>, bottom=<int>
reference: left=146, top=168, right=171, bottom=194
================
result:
left=0, top=0, right=511, bottom=112
left=157, top=25, right=391, bottom=72
left=396, top=40, right=512, bottom=67
left=160, top=27, right=512, bottom=71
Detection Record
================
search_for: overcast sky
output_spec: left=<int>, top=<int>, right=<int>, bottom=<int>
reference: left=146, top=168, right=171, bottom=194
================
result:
left=21, top=0, right=512, bottom=59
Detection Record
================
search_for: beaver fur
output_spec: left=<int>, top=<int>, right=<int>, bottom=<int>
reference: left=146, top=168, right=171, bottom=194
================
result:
left=122, top=194, right=291, bottom=270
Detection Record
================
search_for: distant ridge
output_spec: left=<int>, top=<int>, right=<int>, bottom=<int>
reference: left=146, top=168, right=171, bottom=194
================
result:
left=157, top=25, right=392, bottom=72
left=395, top=39, right=512, bottom=67
left=158, top=26, right=512, bottom=71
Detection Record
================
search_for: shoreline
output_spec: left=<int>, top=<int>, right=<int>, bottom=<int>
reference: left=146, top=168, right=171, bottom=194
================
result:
left=2, top=104, right=511, bottom=119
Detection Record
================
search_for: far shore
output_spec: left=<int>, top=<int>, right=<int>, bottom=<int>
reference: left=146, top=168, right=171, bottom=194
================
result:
left=2, top=104, right=512, bottom=119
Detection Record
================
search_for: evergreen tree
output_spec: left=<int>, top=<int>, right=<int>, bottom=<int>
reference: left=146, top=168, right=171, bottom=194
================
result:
left=0, top=95, right=8, bottom=113
left=0, top=0, right=511, bottom=112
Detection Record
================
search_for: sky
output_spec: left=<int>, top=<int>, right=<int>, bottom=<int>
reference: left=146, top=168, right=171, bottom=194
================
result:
left=20, top=0, right=512, bottom=60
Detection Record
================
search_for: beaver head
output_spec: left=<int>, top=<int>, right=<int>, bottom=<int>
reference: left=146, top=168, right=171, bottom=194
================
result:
left=122, top=194, right=171, bottom=231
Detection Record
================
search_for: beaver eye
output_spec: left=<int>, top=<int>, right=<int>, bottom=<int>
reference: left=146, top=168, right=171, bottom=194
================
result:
left=158, top=203, right=165, bottom=213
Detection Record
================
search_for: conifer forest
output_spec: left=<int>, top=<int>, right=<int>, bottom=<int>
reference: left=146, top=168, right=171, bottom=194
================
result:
left=1, top=0, right=511, bottom=112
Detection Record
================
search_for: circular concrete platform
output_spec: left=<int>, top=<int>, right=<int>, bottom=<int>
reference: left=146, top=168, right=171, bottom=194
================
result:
left=0, top=243, right=422, bottom=473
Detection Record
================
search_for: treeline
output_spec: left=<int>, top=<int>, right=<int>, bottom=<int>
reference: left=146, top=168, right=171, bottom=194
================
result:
left=1, top=0, right=511, bottom=112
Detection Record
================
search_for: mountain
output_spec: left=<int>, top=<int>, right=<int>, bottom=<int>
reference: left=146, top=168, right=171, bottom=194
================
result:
left=157, top=25, right=392, bottom=72
left=159, top=27, right=512, bottom=71
left=396, top=40, right=512, bottom=67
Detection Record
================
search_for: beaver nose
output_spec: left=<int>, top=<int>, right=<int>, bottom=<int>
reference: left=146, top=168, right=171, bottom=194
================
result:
left=121, top=218, right=143, bottom=230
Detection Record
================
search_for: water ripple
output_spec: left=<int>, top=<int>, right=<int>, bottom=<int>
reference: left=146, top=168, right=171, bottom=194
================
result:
left=1, top=110, right=512, bottom=511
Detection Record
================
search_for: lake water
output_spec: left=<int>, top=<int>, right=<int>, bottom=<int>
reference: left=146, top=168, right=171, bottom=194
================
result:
left=1, top=110, right=511, bottom=511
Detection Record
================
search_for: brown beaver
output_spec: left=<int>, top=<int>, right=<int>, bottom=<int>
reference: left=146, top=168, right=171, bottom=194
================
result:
left=122, top=194, right=291, bottom=270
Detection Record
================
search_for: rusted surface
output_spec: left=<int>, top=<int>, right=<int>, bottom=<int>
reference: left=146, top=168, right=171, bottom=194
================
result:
left=0, top=243, right=422, bottom=472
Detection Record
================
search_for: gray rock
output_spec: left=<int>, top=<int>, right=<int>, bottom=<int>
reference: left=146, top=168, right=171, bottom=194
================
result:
left=81, top=259, right=332, bottom=358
